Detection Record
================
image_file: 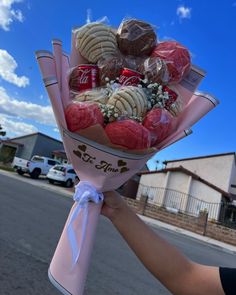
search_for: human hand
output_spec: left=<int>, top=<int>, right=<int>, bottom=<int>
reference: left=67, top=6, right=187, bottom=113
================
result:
left=101, top=191, right=128, bottom=222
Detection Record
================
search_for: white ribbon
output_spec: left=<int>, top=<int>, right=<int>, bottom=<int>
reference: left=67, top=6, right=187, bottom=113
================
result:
left=67, top=181, right=103, bottom=267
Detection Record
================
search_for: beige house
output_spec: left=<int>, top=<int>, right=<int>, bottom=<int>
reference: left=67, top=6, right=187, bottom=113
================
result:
left=137, top=152, right=236, bottom=221
left=163, top=152, right=236, bottom=195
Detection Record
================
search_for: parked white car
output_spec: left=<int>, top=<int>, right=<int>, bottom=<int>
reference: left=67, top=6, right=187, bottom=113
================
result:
left=46, top=164, right=78, bottom=187
left=12, top=155, right=60, bottom=179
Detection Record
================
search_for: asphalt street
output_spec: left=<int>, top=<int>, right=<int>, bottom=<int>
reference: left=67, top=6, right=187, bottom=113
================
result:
left=0, top=172, right=235, bottom=295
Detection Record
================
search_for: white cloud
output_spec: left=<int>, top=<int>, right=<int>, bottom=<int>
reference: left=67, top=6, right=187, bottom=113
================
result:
left=0, top=113, right=37, bottom=137
left=0, top=49, right=29, bottom=87
left=86, top=8, right=92, bottom=24
left=177, top=6, right=191, bottom=20
left=0, top=86, right=56, bottom=126
left=0, top=0, right=24, bottom=31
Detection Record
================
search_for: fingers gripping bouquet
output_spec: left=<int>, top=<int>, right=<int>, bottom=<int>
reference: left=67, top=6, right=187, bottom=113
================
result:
left=36, top=17, right=219, bottom=295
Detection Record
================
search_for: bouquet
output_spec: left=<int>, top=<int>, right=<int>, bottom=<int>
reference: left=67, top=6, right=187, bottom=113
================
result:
left=35, top=17, right=219, bottom=295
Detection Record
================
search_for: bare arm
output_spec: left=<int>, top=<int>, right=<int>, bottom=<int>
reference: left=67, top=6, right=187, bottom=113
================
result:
left=102, top=191, right=225, bottom=295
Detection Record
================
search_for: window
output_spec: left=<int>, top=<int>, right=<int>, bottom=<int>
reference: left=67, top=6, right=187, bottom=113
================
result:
left=48, top=160, right=57, bottom=166
left=67, top=169, right=76, bottom=174
left=31, top=156, right=44, bottom=163
left=53, top=165, right=66, bottom=172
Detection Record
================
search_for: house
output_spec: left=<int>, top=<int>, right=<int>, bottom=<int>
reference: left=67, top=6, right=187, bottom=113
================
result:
left=0, top=132, right=66, bottom=164
left=137, top=153, right=236, bottom=221
left=52, top=150, right=68, bottom=165
left=163, top=152, right=236, bottom=195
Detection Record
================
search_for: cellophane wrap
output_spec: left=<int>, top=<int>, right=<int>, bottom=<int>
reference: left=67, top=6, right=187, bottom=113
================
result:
left=35, top=17, right=219, bottom=295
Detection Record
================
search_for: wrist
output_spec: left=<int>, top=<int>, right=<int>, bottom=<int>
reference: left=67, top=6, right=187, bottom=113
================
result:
left=109, top=200, right=131, bottom=224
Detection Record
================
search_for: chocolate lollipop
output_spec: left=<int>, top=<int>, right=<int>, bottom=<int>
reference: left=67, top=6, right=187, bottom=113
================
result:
left=98, top=55, right=126, bottom=86
left=117, top=19, right=157, bottom=57
left=138, top=56, right=169, bottom=84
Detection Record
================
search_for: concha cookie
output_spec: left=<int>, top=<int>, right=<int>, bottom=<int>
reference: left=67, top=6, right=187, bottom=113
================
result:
left=75, top=22, right=118, bottom=63
left=73, top=88, right=111, bottom=104
left=107, top=86, right=148, bottom=118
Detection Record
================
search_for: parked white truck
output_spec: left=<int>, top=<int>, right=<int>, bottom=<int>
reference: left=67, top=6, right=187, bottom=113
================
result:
left=12, top=155, right=60, bottom=179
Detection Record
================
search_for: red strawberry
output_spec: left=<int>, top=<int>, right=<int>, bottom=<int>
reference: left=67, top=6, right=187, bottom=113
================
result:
left=65, top=102, right=104, bottom=132
left=105, top=119, right=151, bottom=150
left=143, top=108, right=172, bottom=146
left=151, top=41, right=191, bottom=84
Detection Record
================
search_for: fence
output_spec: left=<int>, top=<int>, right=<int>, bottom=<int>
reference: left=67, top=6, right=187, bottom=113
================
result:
left=137, top=184, right=222, bottom=221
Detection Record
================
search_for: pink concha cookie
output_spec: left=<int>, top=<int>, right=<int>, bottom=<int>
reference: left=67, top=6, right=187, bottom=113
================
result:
left=151, top=41, right=191, bottom=84
left=105, top=119, right=151, bottom=150
left=65, top=102, right=104, bottom=132
left=143, top=108, right=172, bottom=146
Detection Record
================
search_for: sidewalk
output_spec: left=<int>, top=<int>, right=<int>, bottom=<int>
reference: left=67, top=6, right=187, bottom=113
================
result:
left=138, top=214, right=236, bottom=255
left=1, top=169, right=236, bottom=255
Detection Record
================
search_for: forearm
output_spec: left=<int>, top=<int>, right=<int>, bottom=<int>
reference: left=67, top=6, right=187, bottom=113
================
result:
left=110, top=203, right=224, bottom=295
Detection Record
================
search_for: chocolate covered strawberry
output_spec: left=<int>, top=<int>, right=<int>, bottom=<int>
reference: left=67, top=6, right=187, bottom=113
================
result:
left=143, top=108, right=171, bottom=146
left=65, top=102, right=104, bottom=132
left=105, top=119, right=151, bottom=150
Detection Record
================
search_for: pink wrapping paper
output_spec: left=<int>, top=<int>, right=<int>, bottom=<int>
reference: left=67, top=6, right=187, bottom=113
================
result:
left=52, top=39, right=63, bottom=90
left=36, top=31, right=218, bottom=295
left=49, top=202, right=102, bottom=295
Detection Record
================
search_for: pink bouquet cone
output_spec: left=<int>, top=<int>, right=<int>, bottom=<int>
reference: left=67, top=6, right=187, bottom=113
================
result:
left=35, top=18, right=219, bottom=295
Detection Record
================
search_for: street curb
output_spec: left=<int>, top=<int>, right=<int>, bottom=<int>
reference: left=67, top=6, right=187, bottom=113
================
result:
left=138, top=214, right=236, bottom=255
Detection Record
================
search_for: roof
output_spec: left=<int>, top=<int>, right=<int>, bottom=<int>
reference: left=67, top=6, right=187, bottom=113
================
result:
left=0, top=140, right=24, bottom=147
left=52, top=150, right=67, bottom=159
left=163, top=152, right=236, bottom=164
left=139, top=166, right=232, bottom=200
left=8, top=132, right=62, bottom=144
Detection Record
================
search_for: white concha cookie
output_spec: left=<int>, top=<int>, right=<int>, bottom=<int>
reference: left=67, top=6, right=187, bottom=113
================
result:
left=73, top=88, right=110, bottom=104
left=75, top=22, right=118, bottom=63
left=107, top=86, right=148, bottom=118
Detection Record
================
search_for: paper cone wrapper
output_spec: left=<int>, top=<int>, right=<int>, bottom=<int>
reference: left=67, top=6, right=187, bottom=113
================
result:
left=173, top=64, right=206, bottom=107
left=43, top=76, right=67, bottom=130
left=61, top=52, right=71, bottom=109
left=159, top=129, right=192, bottom=150
left=157, top=91, right=219, bottom=150
left=52, top=39, right=63, bottom=90
left=35, top=50, right=57, bottom=78
left=62, top=128, right=154, bottom=191
left=49, top=202, right=102, bottom=295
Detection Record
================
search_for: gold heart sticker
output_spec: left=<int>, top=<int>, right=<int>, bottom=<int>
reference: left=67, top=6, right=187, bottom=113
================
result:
left=118, top=160, right=127, bottom=167
left=78, top=144, right=87, bottom=152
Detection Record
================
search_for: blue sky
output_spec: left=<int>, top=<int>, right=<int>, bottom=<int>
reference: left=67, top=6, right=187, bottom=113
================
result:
left=0, top=0, right=236, bottom=169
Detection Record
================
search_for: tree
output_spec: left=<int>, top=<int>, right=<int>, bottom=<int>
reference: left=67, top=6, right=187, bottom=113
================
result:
left=0, top=124, right=6, bottom=137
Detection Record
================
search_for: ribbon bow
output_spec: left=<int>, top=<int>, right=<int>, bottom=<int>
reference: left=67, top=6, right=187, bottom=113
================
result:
left=67, top=181, right=103, bottom=267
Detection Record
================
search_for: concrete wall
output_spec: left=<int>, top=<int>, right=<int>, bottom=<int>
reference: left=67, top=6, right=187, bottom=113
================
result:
left=137, top=170, right=222, bottom=220
left=137, top=173, right=167, bottom=203
left=11, top=133, right=64, bottom=160
left=165, top=154, right=235, bottom=192
left=188, top=179, right=222, bottom=220
left=14, top=134, right=38, bottom=160
left=124, top=197, right=236, bottom=246
left=229, top=159, right=236, bottom=194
